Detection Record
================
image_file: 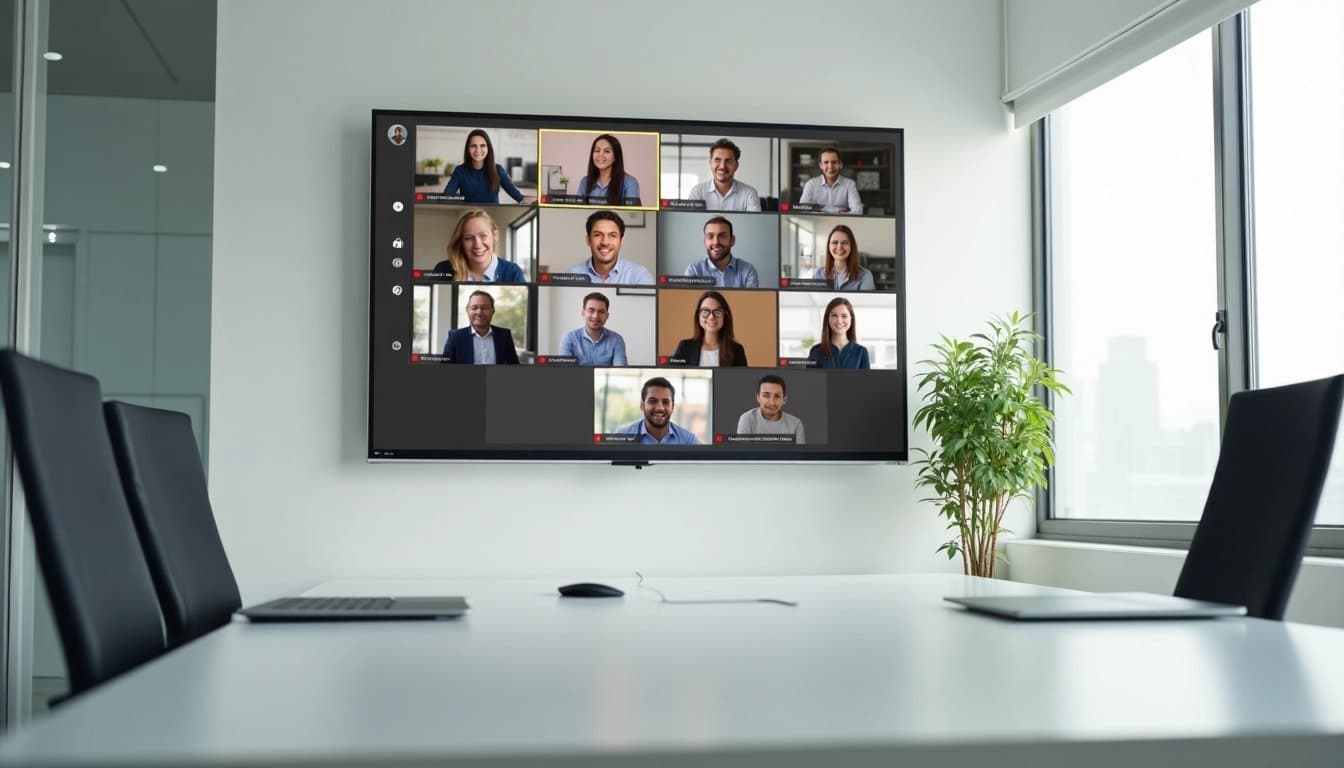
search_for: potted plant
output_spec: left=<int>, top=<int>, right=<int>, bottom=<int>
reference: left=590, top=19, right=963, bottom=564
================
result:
left=422, top=156, right=444, bottom=176
left=912, top=312, right=1069, bottom=578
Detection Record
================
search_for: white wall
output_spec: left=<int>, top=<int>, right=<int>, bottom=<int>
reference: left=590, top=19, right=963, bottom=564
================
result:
left=211, top=0, right=1030, bottom=601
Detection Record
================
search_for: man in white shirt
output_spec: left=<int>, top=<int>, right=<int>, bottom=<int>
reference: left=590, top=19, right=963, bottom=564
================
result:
left=798, top=147, right=863, bottom=215
left=687, top=138, right=762, bottom=212
left=736, top=375, right=805, bottom=444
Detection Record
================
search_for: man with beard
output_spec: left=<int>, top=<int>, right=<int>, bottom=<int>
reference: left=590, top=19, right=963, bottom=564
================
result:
left=616, top=376, right=700, bottom=445
left=567, top=210, right=654, bottom=285
left=683, top=216, right=759, bottom=288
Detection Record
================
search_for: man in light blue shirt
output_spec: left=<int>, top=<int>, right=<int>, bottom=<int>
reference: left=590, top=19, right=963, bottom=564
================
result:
left=558, top=291, right=627, bottom=365
left=616, top=377, right=700, bottom=445
left=683, top=215, right=759, bottom=288
left=798, top=147, right=863, bottom=215
left=686, top=138, right=762, bottom=212
left=567, top=209, right=655, bottom=285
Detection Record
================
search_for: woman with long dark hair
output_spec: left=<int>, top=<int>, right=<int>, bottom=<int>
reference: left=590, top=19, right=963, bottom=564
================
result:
left=576, top=133, right=641, bottom=206
left=442, top=129, right=526, bottom=204
left=670, top=290, right=746, bottom=367
left=807, top=296, right=870, bottom=369
left=810, top=224, right=875, bottom=291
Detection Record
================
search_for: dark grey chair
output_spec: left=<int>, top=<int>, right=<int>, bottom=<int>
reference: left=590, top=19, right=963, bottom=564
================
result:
left=104, top=402, right=242, bottom=648
left=0, top=351, right=165, bottom=697
left=1174, top=373, right=1344, bottom=619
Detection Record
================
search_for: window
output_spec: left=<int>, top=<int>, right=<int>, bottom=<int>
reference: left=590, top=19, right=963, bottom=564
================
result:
left=1247, top=0, right=1344, bottom=525
left=1039, top=6, right=1343, bottom=550
left=1047, top=31, right=1220, bottom=523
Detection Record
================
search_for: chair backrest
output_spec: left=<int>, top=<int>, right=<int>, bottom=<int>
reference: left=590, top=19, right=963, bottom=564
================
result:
left=104, top=401, right=241, bottom=647
left=0, top=351, right=165, bottom=695
left=1174, top=373, right=1344, bottom=619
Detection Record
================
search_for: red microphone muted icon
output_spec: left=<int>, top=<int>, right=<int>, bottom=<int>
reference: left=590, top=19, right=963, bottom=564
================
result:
left=780, top=202, right=791, bottom=212
left=415, top=193, right=424, bottom=201
left=410, top=354, right=421, bottom=362
left=592, top=434, right=603, bottom=443
left=658, top=275, right=668, bottom=284
left=780, top=278, right=790, bottom=287
left=658, top=356, right=668, bottom=364
left=412, top=270, right=422, bottom=279
left=540, top=274, right=551, bottom=282
left=538, top=356, right=548, bottom=365
left=714, top=434, right=724, bottom=443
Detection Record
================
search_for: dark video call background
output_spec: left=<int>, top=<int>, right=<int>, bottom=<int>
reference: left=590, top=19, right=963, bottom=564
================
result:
left=370, top=111, right=907, bottom=461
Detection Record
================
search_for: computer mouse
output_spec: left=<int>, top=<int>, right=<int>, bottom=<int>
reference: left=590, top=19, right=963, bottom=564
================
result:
left=558, top=582, right=625, bottom=598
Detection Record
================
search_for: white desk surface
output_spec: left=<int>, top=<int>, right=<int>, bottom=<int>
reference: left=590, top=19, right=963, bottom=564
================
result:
left=2, top=574, right=1343, bottom=767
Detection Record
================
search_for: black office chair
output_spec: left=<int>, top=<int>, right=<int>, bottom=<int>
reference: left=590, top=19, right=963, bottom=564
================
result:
left=0, top=351, right=166, bottom=697
left=104, top=402, right=242, bottom=648
left=1174, top=373, right=1344, bottom=619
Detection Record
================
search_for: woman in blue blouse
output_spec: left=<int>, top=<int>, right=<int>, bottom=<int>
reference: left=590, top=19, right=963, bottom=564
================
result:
left=808, top=297, right=871, bottom=369
left=576, top=133, right=641, bottom=206
left=810, top=224, right=875, bottom=291
left=442, top=129, right=526, bottom=204
left=430, top=209, right=525, bottom=283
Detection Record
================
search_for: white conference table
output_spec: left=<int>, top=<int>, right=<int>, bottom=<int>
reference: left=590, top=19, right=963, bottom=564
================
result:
left=2, top=574, right=1344, bottom=767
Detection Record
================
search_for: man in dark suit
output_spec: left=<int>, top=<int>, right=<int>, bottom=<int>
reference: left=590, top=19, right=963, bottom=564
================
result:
left=442, top=290, right=520, bottom=364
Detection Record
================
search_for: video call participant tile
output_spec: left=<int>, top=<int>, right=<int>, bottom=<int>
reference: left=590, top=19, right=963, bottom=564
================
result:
left=658, top=134, right=778, bottom=212
left=413, top=125, right=539, bottom=205
left=777, top=292, right=899, bottom=370
left=417, top=284, right=533, bottom=363
left=411, top=203, right=538, bottom=282
left=535, top=285, right=657, bottom=367
left=538, top=129, right=658, bottom=209
left=535, top=207, right=658, bottom=287
left=777, top=215, right=900, bottom=292
left=711, top=369, right=828, bottom=446
left=655, top=288, right=778, bottom=368
left=591, top=367, right=713, bottom=446
left=655, top=210, right=779, bottom=289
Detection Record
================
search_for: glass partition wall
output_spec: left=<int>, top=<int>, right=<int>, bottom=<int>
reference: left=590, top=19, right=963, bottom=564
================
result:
left=0, top=0, right=216, bottom=725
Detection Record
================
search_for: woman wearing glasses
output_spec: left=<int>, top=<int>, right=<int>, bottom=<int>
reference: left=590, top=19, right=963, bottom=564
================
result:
left=808, top=296, right=870, bottom=369
left=669, top=290, right=747, bottom=366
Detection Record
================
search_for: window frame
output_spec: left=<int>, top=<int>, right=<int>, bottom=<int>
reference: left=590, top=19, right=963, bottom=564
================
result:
left=1033, top=10, right=1344, bottom=557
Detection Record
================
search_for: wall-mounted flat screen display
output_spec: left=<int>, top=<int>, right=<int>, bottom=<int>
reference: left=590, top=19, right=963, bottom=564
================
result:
left=370, top=110, right=906, bottom=462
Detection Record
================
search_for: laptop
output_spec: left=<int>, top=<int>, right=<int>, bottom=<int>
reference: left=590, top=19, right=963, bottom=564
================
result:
left=944, top=592, right=1246, bottom=621
left=239, top=595, right=469, bottom=622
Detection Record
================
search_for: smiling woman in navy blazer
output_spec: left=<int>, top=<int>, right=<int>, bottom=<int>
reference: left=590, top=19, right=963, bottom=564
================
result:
left=442, top=290, right=520, bottom=364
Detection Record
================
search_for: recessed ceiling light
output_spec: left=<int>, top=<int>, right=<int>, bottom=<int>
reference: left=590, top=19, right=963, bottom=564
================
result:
left=42, top=51, right=62, bottom=61
left=152, top=164, right=167, bottom=173
left=0, top=161, right=10, bottom=169
left=46, top=232, right=56, bottom=243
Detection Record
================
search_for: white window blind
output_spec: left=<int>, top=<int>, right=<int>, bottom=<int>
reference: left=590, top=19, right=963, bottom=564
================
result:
left=1003, top=0, right=1257, bottom=127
